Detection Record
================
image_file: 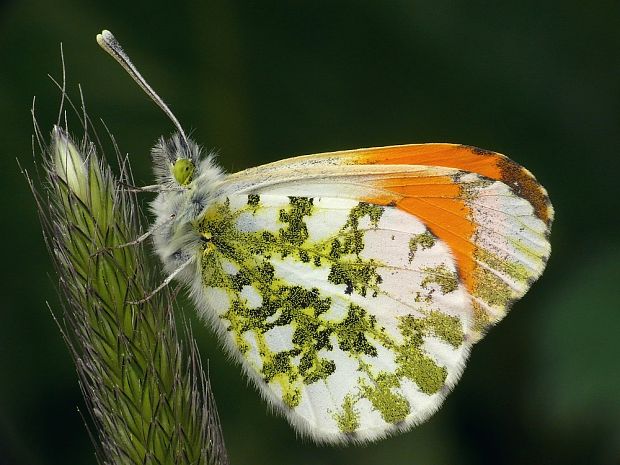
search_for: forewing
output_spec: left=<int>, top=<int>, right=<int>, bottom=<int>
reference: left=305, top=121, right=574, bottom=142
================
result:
left=222, top=143, right=553, bottom=335
left=192, top=194, right=475, bottom=442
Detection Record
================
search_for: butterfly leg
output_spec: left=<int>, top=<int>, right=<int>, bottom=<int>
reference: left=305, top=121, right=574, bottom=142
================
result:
left=128, top=256, right=195, bottom=305
left=90, top=214, right=176, bottom=257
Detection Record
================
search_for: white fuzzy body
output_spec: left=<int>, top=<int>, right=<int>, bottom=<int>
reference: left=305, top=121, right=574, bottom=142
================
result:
left=150, top=135, right=226, bottom=277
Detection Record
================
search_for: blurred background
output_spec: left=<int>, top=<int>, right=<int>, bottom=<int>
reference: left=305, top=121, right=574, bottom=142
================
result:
left=1, top=1, right=619, bottom=464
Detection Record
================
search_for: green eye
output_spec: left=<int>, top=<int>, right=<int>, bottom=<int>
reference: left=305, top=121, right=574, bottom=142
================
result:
left=172, top=158, right=195, bottom=185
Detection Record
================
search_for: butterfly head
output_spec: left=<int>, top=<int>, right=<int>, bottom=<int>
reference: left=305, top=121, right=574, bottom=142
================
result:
left=172, top=158, right=195, bottom=186
left=151, top=132, right=203, bottom=187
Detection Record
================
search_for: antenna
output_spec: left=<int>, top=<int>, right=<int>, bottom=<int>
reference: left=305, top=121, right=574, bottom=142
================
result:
left=96, top=29, right=189, bottom=151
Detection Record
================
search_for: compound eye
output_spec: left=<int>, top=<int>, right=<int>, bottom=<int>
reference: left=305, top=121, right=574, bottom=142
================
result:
left=171, top=158, right=195, bottom=185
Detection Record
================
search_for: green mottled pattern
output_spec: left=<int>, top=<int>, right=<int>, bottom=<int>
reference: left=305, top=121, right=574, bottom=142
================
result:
left=421, top=264, right=459, bottom=295
left=332, top=394, right=360, bottom=433
left=470, top=246, right=538, bottom=329
left=476, top=248, right=530, bottom=282
left=408, top=231, right=435, bottom=263
left=196, top=195, right=465, bottom=430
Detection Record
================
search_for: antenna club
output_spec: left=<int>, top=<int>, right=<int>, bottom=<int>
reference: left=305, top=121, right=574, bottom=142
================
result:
left=96, top=30, right=117, bottom=52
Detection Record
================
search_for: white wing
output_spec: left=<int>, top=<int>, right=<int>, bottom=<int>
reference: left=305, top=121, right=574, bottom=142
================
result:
left=182, top=144, right=552, bottom=443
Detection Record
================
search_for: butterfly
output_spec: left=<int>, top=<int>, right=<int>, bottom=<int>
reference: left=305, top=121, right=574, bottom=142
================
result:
left=97, top=30, right=553, bottom=444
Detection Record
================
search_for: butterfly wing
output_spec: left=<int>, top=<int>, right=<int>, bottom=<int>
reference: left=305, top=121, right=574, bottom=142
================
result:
left=192, top=144, right=552, bottom=443
left=222, top=143, right=553, bottom=335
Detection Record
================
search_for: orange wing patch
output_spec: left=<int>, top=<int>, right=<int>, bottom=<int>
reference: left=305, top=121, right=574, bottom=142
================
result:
left=353, top=144, right=553, bottom=227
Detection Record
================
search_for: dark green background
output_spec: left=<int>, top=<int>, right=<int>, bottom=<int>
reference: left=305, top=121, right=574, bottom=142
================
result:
left=1, top=1, right=619, bottom=464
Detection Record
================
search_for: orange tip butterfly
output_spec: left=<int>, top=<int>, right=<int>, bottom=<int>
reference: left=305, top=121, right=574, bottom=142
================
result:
left=97, top=29, right=553, bottom=444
